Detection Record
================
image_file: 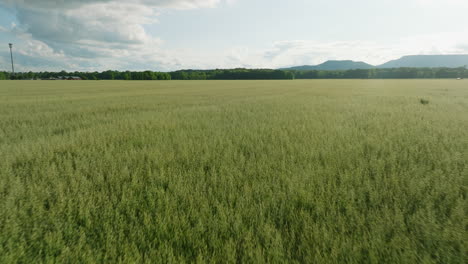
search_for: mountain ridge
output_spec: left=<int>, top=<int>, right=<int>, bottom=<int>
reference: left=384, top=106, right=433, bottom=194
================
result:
left=281, top=55, right=468, bottom=71
left=283, top=60, right=374, bottom=71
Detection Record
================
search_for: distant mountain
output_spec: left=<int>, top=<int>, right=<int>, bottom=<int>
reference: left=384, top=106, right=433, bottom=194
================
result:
left=283, top=60, right=374, bottom=71
left=282, top=55, right=468, bottom=71
left=377, top=55, right=468, bottom=68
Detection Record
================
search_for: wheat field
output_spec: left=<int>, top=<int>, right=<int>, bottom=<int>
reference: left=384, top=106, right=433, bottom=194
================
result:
left=0, top=80, right=466, bottom=263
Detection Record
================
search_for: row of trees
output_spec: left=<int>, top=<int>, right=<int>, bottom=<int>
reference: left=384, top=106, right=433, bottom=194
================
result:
left=0, top=70, right=171, bottom=80
left=171, top=69, right=295, bottom=80
left=1, top=67, right=467, bottom=80
left=292, top=67, right=468, bottom=79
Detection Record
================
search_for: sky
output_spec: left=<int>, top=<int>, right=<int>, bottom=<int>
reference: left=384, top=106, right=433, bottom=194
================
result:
left=0, top=0, right=467, bottom=72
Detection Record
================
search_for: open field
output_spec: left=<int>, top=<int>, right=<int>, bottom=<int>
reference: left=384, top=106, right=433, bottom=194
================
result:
left=0, top=80, right=467, bottom=263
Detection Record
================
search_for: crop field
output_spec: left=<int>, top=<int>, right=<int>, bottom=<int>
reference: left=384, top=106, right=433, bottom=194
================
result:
left=0, top=80, right=467, bottom=263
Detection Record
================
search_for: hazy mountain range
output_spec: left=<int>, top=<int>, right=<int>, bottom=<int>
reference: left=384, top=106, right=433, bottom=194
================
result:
left=282, top=55, right=468, bottom=71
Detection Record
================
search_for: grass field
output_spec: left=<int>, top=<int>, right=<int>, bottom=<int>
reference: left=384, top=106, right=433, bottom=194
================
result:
left=0, top=80, right=467, bottom=263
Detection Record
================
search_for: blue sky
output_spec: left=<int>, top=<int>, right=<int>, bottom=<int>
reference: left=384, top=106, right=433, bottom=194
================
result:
left=0, top=0, right=467, bottom=72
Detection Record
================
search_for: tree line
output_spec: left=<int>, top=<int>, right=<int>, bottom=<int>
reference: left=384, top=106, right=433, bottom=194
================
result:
left=292, top=67, right=467, bottom=79
left=1, top=67, right=467, bottom=80
left=0, top=71, right=171, bottom=80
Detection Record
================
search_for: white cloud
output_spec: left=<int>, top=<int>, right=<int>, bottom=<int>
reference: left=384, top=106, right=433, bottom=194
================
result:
left=1, top=0, right=225, bottom=9
left=0, top=0, right=231, bottom=70
left=249, top=31, right=468, bottom=68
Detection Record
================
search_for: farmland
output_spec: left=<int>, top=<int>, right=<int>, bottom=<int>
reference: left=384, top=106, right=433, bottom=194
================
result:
left=0, top=80, right=466, bottom=263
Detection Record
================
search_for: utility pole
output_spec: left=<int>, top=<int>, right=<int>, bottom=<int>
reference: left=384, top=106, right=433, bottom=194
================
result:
left=9, top=43, right=14, bottom=75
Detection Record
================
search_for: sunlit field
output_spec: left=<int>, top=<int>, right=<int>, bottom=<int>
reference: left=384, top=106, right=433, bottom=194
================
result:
left=0, top=80, right=466, bottom=263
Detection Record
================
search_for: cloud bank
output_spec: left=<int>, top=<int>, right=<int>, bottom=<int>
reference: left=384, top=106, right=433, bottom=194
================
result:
left=0, top=0, right=229, bottom=71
